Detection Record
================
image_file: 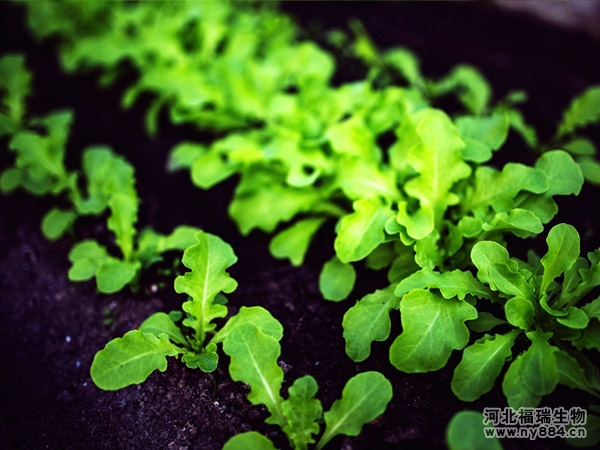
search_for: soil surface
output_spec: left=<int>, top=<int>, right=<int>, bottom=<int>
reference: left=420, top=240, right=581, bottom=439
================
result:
left=1, top=2, right=600, bottom=450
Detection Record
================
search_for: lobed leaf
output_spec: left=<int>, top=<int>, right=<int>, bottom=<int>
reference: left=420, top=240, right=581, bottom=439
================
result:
left=281, top=375, right=323, bottom=450
left=343, top=286, right=398, bottom=362
left=174, top=231, right=237, bottom=344
left=90, top=330, right=182, bottom=391
left=395, top=267, right=492, bottom=300
left=334, top=198, right=394, bottom=263
left=389, top=289, right=477, bottom=372
left=451, top=330, right=520, bottom=401
left=557, top=85, right=600, bottom=137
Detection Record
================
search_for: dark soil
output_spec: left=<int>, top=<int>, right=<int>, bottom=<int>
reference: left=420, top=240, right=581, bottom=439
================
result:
left=1, top=2, right=600, bottom=450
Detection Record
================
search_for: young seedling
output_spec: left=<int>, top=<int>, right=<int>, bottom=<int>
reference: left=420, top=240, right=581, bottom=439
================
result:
left=221, top=318, right=393, bottom=450
left=90, top=230, right=280, bottom=389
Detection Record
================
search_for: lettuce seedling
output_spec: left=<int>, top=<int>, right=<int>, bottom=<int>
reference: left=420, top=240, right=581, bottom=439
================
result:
left=222, top=318, right=393, bottom=450
left=0, top=53, right=201, bottom=293
left=91, top=231, right=280, bottom=389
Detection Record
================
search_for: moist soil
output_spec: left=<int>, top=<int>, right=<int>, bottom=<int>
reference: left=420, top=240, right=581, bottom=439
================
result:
left=1, top=2, right=600, bottom=450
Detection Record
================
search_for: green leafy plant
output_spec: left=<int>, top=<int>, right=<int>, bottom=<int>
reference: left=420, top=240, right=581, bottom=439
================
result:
left=222, top=321, right=392, bottom=450
left=1, top=53, right=201, bottom=293
left=91, top=230, right=279, bottom=389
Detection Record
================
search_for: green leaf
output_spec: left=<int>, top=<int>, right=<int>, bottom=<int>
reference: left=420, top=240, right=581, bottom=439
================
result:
left=181, top=343, right=218, bottom=372
left=269, top=217, right=325, bottom=266
left=504, top=297, right=535, bottom=331
left=96, top=259, right=140, bottom=294
left=573, top=318, right=600, bottom=352
left=319, top=256, right=356, bottom=302
left=229, top=168, right=321, bottom=235
left=451, top=330, right=520, bottom=401
left=566, top=413, right=600, bottom=448
left=317, top=371, right=392, bottom=450
left=471, top=240, right=516, bottom=286
left=389, top=289, right=477, bottom=372
left=456, top=112, right=509, bottom=163
left=343, top=286, right=398, bottom=362
left=140, top=312, right=187, bottom=346
left=540, top=223, right=580, bottom=293
left=212, top=306, right=284, bottom=345
left=555, top=350, right=599, bottom=397
left=282, top=376, right=323, bottom=450
left=41, top=208, right=76, bottom=240
left=334, top=198, right=393, bottom=263
left=520, top=329, right=559, bottom=396
left=136, top=225, right=201, bottom=267
left=174, top=231, right=237, bottom=344
left=90, top=330, right=182, bottom=391
left=557, top=307, right=590, bottom=329
left=432, top=65, right=491, bottom=115
left=461, top=163, right=547, bottom=217
left=487, top=263, right=533, bottom=300
left=0, top=53, right=31, bottom=132
left=67, top=240, right=139, bottom=293
left=167, top=142, right=206, bottom=171
left=68, top=240, right=110, bottom=282
left=223, top=432, right=278, bottom=450
left=446, top=411, right=503, bottom=450
left=395, top=267, right=492, bottom=300
left=557, top=85, right=600, bottom=137
left=468, top=312, right=507, bottom=333
left=502, top=354, right=541, bottom=410
left=223, top=322, right=285, bottom=426
left=393, top=108, right=470, bottom=238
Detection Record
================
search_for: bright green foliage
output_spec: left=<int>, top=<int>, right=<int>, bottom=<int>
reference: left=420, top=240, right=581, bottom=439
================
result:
left=317, top=371, right=392, bottom=449
left=0, top=55, right=200, bottom=293
left=446, top=411, right=502, bottom=450
left=223, top=318, right=393, bottom=450
left=91, top=232, right=283, bottom=390
left=0, top=54, right=31, bottom=136
left=282, top=376, right=323, bottom=450
left=553, top=85, right=600, bottom=185
left=452, top=224, right=600, bottom=408
left=389, top=289, right=477, bottom=372
left=318, top=256, right=356, bottom=302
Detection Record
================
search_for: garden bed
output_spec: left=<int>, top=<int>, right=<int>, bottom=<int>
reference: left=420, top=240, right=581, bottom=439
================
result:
left=1, top=2, right=600, bottom=450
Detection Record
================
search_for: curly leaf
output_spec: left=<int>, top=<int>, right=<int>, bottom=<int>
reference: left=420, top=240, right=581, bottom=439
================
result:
left=90, top=330, right=182, bottom=391
left=395, top=267, right=492, bottom=300
left=394, top=108, right=470, bottom=238
left=389, top=289, right=477, bottom=372
left=174, top=231, right=237, bottom=344
left=0, top=53, right=31, bottom=134
left=282, top=376, right=322, bottom=450
left=451, top=330, right=519, bottom=401
left=343, top=286, right=398, bottom=362
left=557, top=85, right=600, bottom=137
left=317, top=371, right=392, bottom=450
left=334, top=198, right=393, bottom=263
